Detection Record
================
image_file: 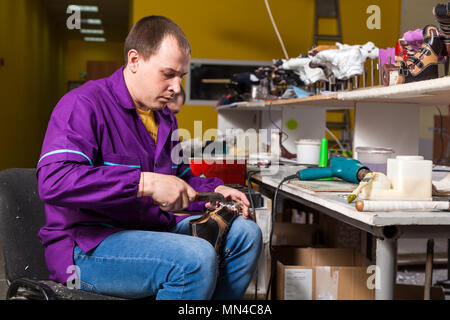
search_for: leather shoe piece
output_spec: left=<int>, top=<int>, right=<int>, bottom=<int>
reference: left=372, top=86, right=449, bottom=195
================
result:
left=189, top=202, right=240, bottom=258
left=433, top=2, right=450, bottom=56
left=381, top=62, right=400, bottom=86
left=396, top=25, right=443, bottom=84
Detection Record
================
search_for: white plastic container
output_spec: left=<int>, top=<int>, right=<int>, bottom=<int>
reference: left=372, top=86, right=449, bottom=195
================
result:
left=296, top=139, right=321, bottom=165
left=386, top=156, right=432, bottom=200
left=355, top=146, right=394, bottom=174
left=360, top=155, right=433, bottom=200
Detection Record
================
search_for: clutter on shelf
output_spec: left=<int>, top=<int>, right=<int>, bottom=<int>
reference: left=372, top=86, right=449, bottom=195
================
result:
left=217, top=41, right=380, bottom=106
left=381, top=3, right=450, bottom=86
left=217, top=2, right=450, bottom=106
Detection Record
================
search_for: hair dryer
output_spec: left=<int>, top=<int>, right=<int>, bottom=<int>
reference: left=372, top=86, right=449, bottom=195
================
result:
left=293, top=157, right=371, bottom=184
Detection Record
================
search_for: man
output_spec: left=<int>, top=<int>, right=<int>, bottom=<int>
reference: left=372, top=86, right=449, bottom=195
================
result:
left=37, top=16, right=262, bottom=300
left=167, top=85, right=185, bottom=114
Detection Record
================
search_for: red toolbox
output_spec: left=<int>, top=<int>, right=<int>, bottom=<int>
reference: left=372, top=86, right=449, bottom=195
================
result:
left=189, top=158, right=247, bottom=185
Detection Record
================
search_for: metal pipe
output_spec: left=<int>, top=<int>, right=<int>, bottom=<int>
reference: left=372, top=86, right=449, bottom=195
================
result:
left=363, top=66, right=366, bottom=88
left=448, top=239, right=450, bottom=280
left=375, top=238, right=397, bottom=300
left=371, top=59, right=374, bottom=87
left=424, top=239, right=434, bottom=300
left=377, top=59, right=381, bottom=87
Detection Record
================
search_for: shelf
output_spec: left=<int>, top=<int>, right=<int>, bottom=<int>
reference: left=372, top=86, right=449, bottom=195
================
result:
left=215, top=76, right=450, bottom=110
left=339, top=75, right=450, bottom=106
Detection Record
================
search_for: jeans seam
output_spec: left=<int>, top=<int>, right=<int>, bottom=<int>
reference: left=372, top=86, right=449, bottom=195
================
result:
left=80, top=280, right=97, bottom=292
left=73, top=253, right=186, bottom=299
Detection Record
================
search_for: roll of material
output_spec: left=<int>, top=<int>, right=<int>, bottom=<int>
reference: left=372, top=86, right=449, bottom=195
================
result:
left=355, top=200, right=450, bottom=212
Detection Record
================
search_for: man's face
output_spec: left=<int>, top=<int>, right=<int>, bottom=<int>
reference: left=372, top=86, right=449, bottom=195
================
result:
left=128, top=36, right=190, bottom=110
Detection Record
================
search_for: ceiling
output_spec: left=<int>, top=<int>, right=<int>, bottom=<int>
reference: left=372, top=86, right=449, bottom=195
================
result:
left=44, top=0, right=130, bottom=42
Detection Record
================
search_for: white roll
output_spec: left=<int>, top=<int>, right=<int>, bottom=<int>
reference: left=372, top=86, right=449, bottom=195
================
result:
left=355, top=200, right=449, bottom=212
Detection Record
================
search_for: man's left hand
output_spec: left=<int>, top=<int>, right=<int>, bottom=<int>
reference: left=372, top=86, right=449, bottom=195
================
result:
left=213, top=185, right=252, bottom=219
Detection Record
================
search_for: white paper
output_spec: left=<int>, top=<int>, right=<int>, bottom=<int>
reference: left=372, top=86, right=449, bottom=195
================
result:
left=389, top=70, right=399, bottom=86
left=433, top=173, right=450, bottom=193
left=284, top=268, right=312, bottom=300
left=316, top=266, right=339, bottom=300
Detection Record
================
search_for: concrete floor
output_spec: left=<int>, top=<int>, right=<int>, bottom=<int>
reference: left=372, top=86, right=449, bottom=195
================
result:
left=396, top=238, right=450, bottom=300
left=397, top=267, right=450, bottom=300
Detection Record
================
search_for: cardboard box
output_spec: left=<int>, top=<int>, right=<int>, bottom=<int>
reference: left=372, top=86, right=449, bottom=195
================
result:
left=273, top=247, right=374, bottom=300
left=395, top=283, right=445, bottom=300
left=244, top=216, right=319, bottom=299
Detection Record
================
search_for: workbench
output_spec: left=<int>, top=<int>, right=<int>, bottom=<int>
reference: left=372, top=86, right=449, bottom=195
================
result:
left=215, top=76, right=450, bottom=299
left=216, top=76, right=450, bottom=157
left=249, top=169, right=450, bottom=300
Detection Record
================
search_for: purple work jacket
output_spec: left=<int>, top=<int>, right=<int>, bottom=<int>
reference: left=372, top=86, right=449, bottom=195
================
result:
left=36, top=67, right=223, bottom=284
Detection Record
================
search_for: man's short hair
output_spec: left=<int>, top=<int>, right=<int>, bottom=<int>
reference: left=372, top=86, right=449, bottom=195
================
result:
left=124, top=16, right=191, bottom=64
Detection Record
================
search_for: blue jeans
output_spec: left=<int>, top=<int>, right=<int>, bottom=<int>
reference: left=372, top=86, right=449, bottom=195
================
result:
left=73, top=215, right=262, bottom=300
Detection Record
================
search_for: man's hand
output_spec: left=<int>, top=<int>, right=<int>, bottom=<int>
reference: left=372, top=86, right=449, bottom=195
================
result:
left=214, top=185, right=252, bottom=219
left=138, top=172, right=197, bottom=211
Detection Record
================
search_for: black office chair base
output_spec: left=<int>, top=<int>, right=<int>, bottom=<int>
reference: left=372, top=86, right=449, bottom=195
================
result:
left=7, top=278, right=124, bottom=300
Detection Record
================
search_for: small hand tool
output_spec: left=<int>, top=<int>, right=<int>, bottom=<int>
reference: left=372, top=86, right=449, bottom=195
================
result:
left=194, top=192, right=226, bottom=203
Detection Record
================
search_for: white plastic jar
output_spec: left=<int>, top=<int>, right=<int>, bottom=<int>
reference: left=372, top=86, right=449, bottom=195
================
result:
left=387, top=156, right=433, bottom=200
left=295, top=139, right=321, bottom=165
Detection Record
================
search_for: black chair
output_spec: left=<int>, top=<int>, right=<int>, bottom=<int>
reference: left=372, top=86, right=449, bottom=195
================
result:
left=0, top=168, right=122, bottom=300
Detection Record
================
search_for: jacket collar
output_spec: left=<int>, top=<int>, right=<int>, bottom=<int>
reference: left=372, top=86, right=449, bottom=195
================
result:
left=107, top=66, right=136, bottom=110
left=107, top=66, right=175, bottom=123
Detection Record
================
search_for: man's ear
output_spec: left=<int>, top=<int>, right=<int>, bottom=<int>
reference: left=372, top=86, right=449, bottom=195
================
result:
left=126, top=49, right=140, bottom=73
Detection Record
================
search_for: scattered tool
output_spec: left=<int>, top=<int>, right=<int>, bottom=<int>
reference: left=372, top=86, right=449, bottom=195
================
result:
left=355, top=200, right=450, bottom=212
left=170, top=192, right=227, bottom=214
left=347, top=172, right=377, bottom=203
left=317, top=138, right=333, bottom=181
left=194, top=192, right=226, bottom=203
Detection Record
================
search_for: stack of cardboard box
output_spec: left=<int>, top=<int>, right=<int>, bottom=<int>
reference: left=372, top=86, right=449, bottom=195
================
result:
left=245, top=199, right=445, bottom=300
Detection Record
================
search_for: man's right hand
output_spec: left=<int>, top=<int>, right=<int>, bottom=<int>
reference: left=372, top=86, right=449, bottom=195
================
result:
left=138, top=172, right=197, bottom=211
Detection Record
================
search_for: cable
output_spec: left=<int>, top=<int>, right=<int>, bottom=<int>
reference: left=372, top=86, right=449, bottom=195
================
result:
left=264, top=0, right=289, bottom=60
left=268, top=101, right=289, bottom=144
left=265, top=173, right=298, bottom=300
left=325, top=127, right=345, bottom=151
left=434, top=106, right=444, bottom=165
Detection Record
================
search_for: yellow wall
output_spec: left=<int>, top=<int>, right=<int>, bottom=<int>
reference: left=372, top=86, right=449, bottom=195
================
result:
left=132, top=0, right=402, bottom=140
left=64, top=39, right=125, bottom=83
left=0, top=0, right=404, bottom=171
left=0, top=0, right=65, bottom=170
